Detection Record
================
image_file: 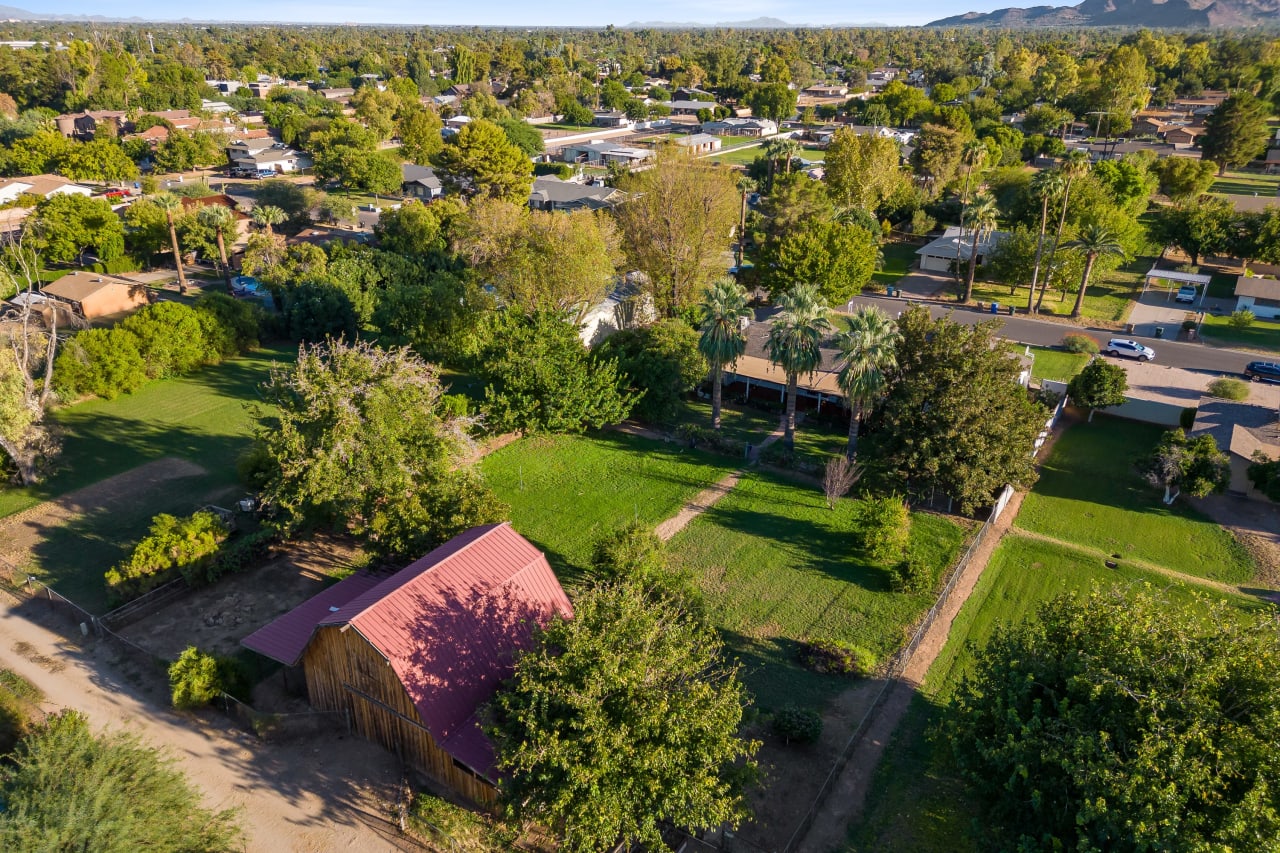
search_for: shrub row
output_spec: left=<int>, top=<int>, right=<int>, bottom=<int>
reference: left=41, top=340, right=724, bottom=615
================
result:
left=55, top=294, right=262, bottom=401
left=105, top=511, right=229, bottom=603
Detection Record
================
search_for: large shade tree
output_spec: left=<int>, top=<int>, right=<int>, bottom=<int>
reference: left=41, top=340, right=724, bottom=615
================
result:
left=765, top=284, right=832, bottom=449
left=698, top=277, right=751, bottom=430
left=836, top=305, right=899, bottom=461
left=490, top=581, right=759, bottom=853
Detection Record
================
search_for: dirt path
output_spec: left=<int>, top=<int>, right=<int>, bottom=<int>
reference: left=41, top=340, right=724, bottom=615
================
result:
left=652, top=417, right=789, bottom=542
left=0, top=597, right=414, bottom=853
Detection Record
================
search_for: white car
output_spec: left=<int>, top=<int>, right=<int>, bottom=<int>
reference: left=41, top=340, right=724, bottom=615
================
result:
left=1174, top=286, right=1197, bottom=304
left=1103, top=338, right=1156, bottom=362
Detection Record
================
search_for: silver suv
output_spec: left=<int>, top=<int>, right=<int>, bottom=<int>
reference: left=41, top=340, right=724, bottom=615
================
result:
left=1103, top=338, right=1156, bottom=362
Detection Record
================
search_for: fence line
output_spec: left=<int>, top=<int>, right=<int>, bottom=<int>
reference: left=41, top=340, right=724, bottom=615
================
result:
left=217, top=690, right=352, bottom=742
left=99, top=577, right=190, bottom=630
left=778, top=490, right=1007, bottom=853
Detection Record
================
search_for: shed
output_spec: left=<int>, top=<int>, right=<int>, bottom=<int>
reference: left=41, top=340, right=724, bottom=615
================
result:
left=241, top=523, right=573, bottom=804
left=41, top=272, right=150, bottom=320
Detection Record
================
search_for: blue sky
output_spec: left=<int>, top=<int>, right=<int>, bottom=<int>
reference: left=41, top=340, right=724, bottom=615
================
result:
left=33, top=0, right=1061, bottom=27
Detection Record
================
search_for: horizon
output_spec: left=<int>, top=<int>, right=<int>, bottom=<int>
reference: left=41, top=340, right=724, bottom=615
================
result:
left=3, top=0, right=1078, bottom=28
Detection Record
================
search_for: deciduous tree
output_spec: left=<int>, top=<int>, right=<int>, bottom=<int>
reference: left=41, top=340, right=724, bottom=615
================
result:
left=1067, top=358, right=1127, bottom=420
left=1140, top=427, right=1229, bottom=503
left=823, top=130, right=905, bottom=213
left=433, top=118, right=533, bottom=203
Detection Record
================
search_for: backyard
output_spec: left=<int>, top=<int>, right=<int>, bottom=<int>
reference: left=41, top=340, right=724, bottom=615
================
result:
left=1210, top=170, right=1280, bottom=199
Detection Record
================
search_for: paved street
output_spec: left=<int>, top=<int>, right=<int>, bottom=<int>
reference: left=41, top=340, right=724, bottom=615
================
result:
left=845, top=293, right=1260, bottom=377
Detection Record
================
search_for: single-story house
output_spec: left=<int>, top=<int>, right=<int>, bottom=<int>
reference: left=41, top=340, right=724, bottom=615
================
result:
left=1191, top=397, right=1280, bottom=497
left=1265, top=147, right=1279, bottom=175
left=241, top=523, right=573, bottom=805
left=661, top=99, right=718, bottom=117
left=915, top=226, right=1008, bottom=273
left=1235, top=274, right=1280, bottom=319
left=673, top=86, right=714, bottom=102
left=444, top=115, right=472, bottom=130
left=559, top=141, right=654, bottom=168
left=700, top=118, right=778, bottom=138
left=0, top=174, right=92, bottom=205
left=803, top=84, right=849, bottom=99
left=1160, top=125, right=1206, bottom=148
left=592, top=110, right=633, bottom=129
left=528, top=176, right=624, bottom=212
left=672, top=133, right=722, bottom=155
left=320, top=87, right=355, bottom=102
left=401, top=163, right=444, bottom=201
left=41, top=271, right=150, bottom=320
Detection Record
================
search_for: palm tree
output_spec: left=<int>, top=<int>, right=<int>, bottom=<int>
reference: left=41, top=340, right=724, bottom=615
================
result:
left=765, top=284, right=832, bottom=449
left=698, top=277, right=752, bottom=430
left=197, top=205, right=237, bottom=291
left=1027, top=169, right=1065, bottom=313
left=153, top=192, right=188, bottom=295
left=778, top=137, right=801, bottom=174
left=836, top=306, right=900, bottom=461
left=1065, top=223, right=1125, bottom=319
left=735, top=175, right=756, bottom=269
left=961, top=192, right=999, bottom=304
left=954, top=140, right=987, bottom=274
left=1036, top=150, right=1089, bottom=312
left=251, top=204, right=286, bottom=238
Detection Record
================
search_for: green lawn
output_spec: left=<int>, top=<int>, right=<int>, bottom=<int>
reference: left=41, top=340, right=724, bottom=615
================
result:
left=705, top=146, right=765, bottom=167
left=479, top=432, right=738, bottom=582
left=0, top=345, right=293, bottom=610
left=870, top=242, right=919, bottom=288
left=1198, top=312, right=1280, bottom=353
left=966, top=265, right=1141, bottom=323
left=849, top=533, right=1258, bottom=852
left=1023, top=345, right=1089, bottom=382
left=784, top=415, right=850, bottom=469
left=668, top=471, right=969, bottom=711
left=1016, top=418, right=1256, bottom=584
left=1210, top=170, right=1280, bottom=198
left=664, top=398, right=782, bottom=447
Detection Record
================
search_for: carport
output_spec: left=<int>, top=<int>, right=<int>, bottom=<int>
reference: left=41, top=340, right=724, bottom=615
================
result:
left=1142, top=268, right=1212, bottom=307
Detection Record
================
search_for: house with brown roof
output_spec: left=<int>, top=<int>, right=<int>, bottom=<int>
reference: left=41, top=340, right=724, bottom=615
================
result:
left=1191, top=397, right=1280, bottom=497
left=1235, top=274, right=1280, bottom=319
left=241, top=523, right=573, bottom=804
left=1160, top=124, right=1206, bottom=149
left=0, top=174, right=92, bottom=205
left=41, top=271, right=150, bottom=320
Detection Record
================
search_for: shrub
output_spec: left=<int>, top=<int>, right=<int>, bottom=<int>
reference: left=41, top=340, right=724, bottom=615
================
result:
left=194, top=293, right=261, bottom=357
left=1229, top=309, right=1256, bottom=329
left=592, top=521, right=666, bottom=582
left=800, top=638, right=877, bottom=677
left=533, top=163, right=573, bottom=179
left=168, top=647, right=224, bottom=709
left=853, top=494, right=911, bottom=564
left=889, top=550, right=935, bottom=594
left=676, top=423, right=749, bottom=458
left=772, top=705, right=823, bottom=744
left=105, top=511, right=230, bottom=602
left=1207, top=377, right=1249, bottom=401
left=1180, top=406, right=1198, bottom=430
left=1181, top=319, right=1197, bottom=333
left=594, top=320, right=705, bottom=423
left=120, top=302, right=212, bottom=378
left=439, top=392, right=470, bottom=418
left=909, top=208, right=936, bottom=236
left=1061, top=333, right=1099, bottom=355
left=54, top=327, right=148, bottom=400
left=194, top=528, right=278, bottom=587
left=89, top=254, right=143, bottom=275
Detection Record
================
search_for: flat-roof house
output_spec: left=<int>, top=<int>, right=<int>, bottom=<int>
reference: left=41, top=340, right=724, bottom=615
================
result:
left=803, top=84, right=849, bottom=98
left=0, top=174, right=92, bottom=205
left=916, top=226, right=1008, bottom=274
left=401, top=163, right=443, bottom=201
left=671, top=133, right=722, bottom=155
left=1235, top=274, right=1280, bottom=319
left=559, top=141, right=654, bottom=168
left=701, top=117, right=778, bottom=138
left=528, top=176, right=624, bottom=212
left=41, top=271, right=150, bottom=320
left=241, top=523, right=573, bottom=805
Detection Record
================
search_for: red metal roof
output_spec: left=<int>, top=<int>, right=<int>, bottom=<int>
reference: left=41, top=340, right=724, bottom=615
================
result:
left=240, top=572, right=382, bottom=666
left=323, top=523, right=572, bottom=777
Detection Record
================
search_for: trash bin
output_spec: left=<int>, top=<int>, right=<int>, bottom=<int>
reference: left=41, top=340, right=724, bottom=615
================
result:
left=1124, top=323, right=1135, bottom=334
left=990, top=302, right=1000, bottom=314
left=1154, top=326, right=1165, bottom=339
left=1007, top=304, right=1015, bottom=316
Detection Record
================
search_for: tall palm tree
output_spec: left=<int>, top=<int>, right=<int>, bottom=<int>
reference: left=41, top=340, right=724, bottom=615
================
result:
left=955, top=140, right=987, bottom=273
left=735, top=175, right=756, bottom=269
left=153, top=192, right=188, bottom=295
left=836, top=306, right=899, bottom=461
left=765, top=284, right=832, bottom=449
left=1027, top=169, right=1065, bottom=313
left=251, top=204, right=286, bottom=238
left=1036, top=150, right=1090, bottom=312
left=1066, top=223, right=1125, bottom=319
left=698, top=277, right=752, bottom=430
left=778, top=137, right=801, bottom=174
left=197, top=204, right=237, bottom=291
left=961, top=192, right=999, bottom=304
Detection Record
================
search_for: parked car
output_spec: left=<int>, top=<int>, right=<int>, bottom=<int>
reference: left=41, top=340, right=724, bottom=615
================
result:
left=1103, top=338, right=1156, bottom=361
left=1244, top=361, right=1280, bottom=383
left=1174, top=286, right=1197, bottom=304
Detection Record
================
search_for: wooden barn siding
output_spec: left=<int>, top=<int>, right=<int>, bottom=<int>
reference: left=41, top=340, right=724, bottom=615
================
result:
left=303, top=625, right=497, bottom=805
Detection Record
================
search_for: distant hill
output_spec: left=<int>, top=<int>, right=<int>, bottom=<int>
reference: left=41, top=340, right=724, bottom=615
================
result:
left=0, top=4, right=148, bottom=21
left=927, top=0, right=1280, bottom=27
left=624, top=17, right=793, bottom=28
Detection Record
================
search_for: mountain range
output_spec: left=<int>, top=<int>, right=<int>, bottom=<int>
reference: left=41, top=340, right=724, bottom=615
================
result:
left=927, top=0, right=1280, bottom=27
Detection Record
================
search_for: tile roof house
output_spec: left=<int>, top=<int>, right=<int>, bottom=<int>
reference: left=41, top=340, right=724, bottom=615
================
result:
left=241, top=523, right=573, bottom=804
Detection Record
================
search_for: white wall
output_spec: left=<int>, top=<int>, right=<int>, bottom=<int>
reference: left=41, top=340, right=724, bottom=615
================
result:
left=1237, top=294, right=1280, bottom=320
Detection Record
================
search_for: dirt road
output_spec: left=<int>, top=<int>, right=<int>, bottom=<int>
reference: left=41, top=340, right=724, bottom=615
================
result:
left=0, top=598, right=415, bottom=852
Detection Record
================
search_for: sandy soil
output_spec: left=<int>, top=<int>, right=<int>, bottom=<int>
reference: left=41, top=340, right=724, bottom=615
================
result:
left=0, top=595, right=417, bottom=852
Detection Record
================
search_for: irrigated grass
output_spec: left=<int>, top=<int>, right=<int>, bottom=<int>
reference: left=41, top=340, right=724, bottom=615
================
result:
left=1016, top=418, right=1256, bottom=584
left=1198, top=312, right=1280, bottom=354
left=1023, top=345, right=1089, bottom=382
left=669, top=471, right=968, bottom=710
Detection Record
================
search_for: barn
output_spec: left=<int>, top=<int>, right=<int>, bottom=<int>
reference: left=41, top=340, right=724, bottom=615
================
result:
left=241, top=523, right=573, bottom=804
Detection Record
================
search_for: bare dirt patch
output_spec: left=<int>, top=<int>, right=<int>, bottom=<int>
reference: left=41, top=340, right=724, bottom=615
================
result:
left=1190, top=493, right=1280, bottom=592
left=119, top=533, right=367, bottom=661
left=0, top=458, right=207, bottom=569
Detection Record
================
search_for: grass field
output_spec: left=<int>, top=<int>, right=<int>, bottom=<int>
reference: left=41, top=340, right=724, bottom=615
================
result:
left=669, top=471, right=969, bottom=710
left=1198, top=312, right=1280, bottom=353
left=849, top=533, right=1257, bottom=852
left=1210, top=170, right=1280, bottom=198
left=1024, top=345, right=1089, bottom=382
left=705, top=146, right=764, bottom=167
left=0, top=345, right=293, bottom=610
left=479, top=432, right=738, bottom=581
left=1016, top=418, right=1257, bottom=584
left=966, top=265, right=1141, bottom=323
left=871, top=242, right=919, bottom=288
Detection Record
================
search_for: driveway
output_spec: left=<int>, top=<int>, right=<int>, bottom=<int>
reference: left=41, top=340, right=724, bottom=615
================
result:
left=1127, top=290, right=1198, bottom=338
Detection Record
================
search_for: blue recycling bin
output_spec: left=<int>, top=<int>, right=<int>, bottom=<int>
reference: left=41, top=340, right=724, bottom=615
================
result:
left=990, top=302, right=1000, bottom=314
